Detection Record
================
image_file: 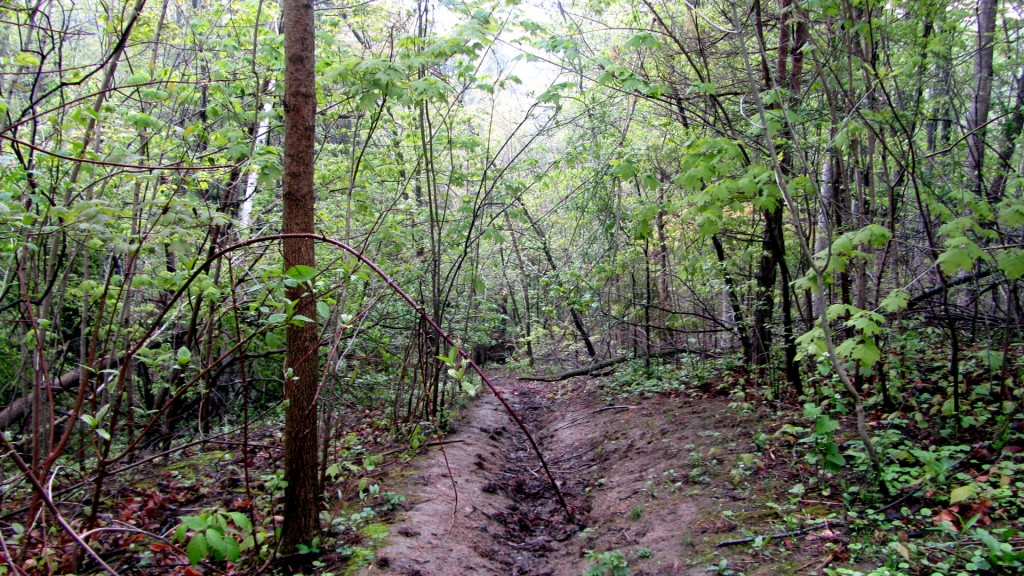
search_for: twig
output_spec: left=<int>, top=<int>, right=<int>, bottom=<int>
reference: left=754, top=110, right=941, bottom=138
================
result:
left=715, top=520, right=847, bottom=547
left=203, top=439, right=277, bottom=450
left=0, top=435, right=121, bottom=575
left=375, top=439, right=465, bottom=459
left=870, top=483, right=924, bottom=516
left=546, top=444, right=603, bottom=466
left=817, top=550, right=838, bottom=572
left=546, top=406, right=636, bottom=433
left=719, top=474, right=942, bottom=549
left=0, top=425, right=274, bottom=523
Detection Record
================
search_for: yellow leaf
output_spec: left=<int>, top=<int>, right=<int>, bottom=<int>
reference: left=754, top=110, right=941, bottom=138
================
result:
left=949, top=484, right=974, bottom=504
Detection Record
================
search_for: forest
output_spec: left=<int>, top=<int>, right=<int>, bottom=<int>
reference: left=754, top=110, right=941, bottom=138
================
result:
left=0, top=0, right=1022, bottom=574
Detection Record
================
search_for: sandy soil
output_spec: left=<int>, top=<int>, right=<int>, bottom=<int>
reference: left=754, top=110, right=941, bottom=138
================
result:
left=360, top=376, right=820, bottom=576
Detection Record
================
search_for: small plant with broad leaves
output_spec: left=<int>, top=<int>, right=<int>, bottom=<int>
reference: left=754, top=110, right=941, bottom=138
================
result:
left=583, top=549, right=630, bottom=576
left=800, top=403, right=846, bottom=475
left=173, top=509, right=256, bottom=565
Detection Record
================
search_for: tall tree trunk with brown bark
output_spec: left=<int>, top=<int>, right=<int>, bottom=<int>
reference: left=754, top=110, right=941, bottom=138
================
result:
left=281, top=0, right=320, bottom=554
left=966, top=0, right=998, bottom=201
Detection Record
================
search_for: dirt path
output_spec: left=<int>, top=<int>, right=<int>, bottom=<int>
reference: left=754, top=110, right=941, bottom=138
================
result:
left=361, top=376, right=815, bottom=576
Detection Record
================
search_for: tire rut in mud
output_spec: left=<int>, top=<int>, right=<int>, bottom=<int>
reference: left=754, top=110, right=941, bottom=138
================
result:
left=478, top=380, right=589, bottom=575
left=362, top=377, right=594, bottom=576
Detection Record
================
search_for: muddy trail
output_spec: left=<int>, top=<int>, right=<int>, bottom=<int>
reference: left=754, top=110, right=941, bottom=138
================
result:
left=360, top=376, right=823, bottom=576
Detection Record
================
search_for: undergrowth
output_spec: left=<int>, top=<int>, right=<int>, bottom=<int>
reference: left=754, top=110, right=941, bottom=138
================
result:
left=599, top=331, right=1024, bottom=576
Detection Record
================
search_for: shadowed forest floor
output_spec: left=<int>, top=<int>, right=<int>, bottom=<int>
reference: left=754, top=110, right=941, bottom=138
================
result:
left=357, top=375, right=838, bottom=576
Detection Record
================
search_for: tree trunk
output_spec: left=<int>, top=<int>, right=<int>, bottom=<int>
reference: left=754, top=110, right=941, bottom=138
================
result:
left=989, top=71, right=1024, bottom=202
left=966, top=0, right=998, bottom=200
left=712, top=234, right=752, bottom=358
left=281, top=0, right=320, bottom=554
left=750, top=207, right=780, bottom=368
left=505, top=212, right=535, bottom=365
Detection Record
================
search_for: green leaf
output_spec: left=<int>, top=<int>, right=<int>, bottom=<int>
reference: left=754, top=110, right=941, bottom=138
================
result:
left=846, top=310, right=884, bottom=336
left=624, top=31, right=660, bottom=50
left=937, top=237, right=988, bottom=275
left=815, top=415, right=839, bottom=435
left=223, top=535, right=241, bottom=562
left=824, top=443, right=847, bottom=472
left=633, top=216, right=653, bottom=240
left=609, top=159, right=636, bottom=179
left=290, top=314, right=315, bottom=326
left=974, top=349, right=1003, bottom=371
left=316, top=301, right=330, bottom=319
left=356, top=92, right=380, bottom=113
left=127, top=112, right=161, bottom=130
left=228, top=512, right=252, bottom=535
left=941, top=396, right=955, bottom=416
left=206, top=528, right=227, bottom=560
left=641, top=172, right=659, bottom=191
left=694, top=82, right=717, bottom=95
left=124, top=71, right=151, bottom=85
left=996, top=249, right=1024, bottom=280
left=257, top=161, right=282, bottom=186
left=975, top=528, right=1003, bottom=556
left=14, top=52, right=41, bottom=67
left=284, top=265, right=318, bottom=283
left=181, top=516, right=207, bottom=531
left=949, top=484, right=974, bottom=504
left=826, top=303, right=853, bottom=321
left=176, top=347, right=192, bottom=365
left=849, top=338, right=881, bottom=367
left=795, top=326, right=826, bottom=361
left=880, top=290, right=909, bottom=313
left=325, top=463, right=342, bottom=478
left=537, top=86, right=562, bottom=104
left=997, top=201, right=1024, bottom=227
left=139, top=88, right=169, bottom=101
left=850, top=224, right=892, bottom=248
left=408, top=77, right=451, bottom=101
left=265, top=330, right=284, bottom=348
left=96, top=429, right=111, bottom=441
left=186, top=533, right=208, bottom=565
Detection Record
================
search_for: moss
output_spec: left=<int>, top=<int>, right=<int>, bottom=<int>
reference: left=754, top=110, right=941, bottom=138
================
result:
left=160, top=449, right=233, bottom=481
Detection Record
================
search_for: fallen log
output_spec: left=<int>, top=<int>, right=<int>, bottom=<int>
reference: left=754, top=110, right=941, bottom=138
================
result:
left=0, top=356, right=122, bottom=429
left=521, top=346, right=700, bottom=382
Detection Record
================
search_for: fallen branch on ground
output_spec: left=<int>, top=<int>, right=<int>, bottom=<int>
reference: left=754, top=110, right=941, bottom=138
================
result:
left=715, top=519, right=848, bottom=547
left=376, top=439, right=465, bottom=458
left=0, top=355, right=122, bottom=429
